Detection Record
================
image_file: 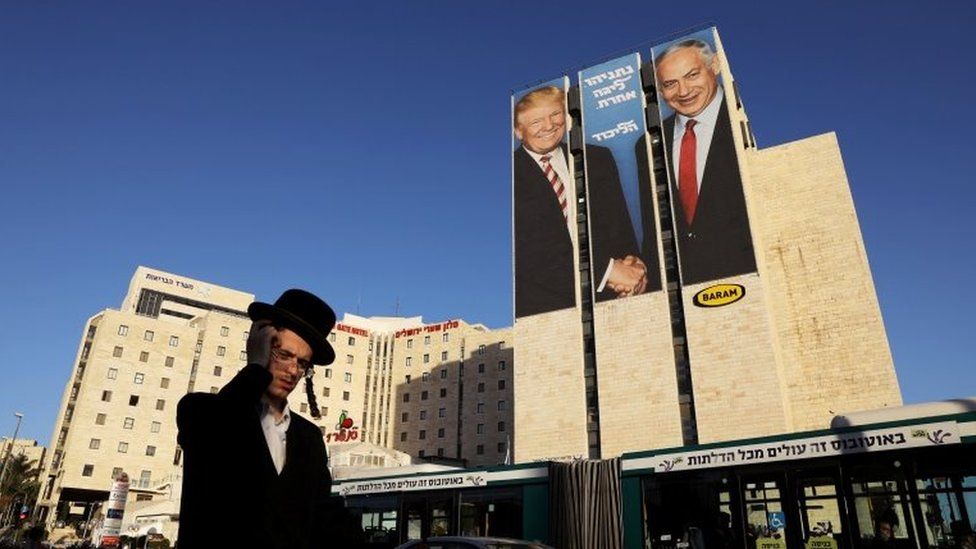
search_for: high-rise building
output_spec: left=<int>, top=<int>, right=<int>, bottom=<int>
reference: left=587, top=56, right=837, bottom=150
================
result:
left=36, top=267, right=513, bottom=526
left=511, top=27, right=901, bottom=463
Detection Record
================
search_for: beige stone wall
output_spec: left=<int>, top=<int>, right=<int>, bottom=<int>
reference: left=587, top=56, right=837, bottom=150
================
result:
left=746, top=133, right=902, bottom=431
left=683, top=275, right=791, bottom=442
left=513, top=309, right=588, bottom=462
left=593, top=292, right=684, bottom=456
left=459, top=327, right=514, bottom=466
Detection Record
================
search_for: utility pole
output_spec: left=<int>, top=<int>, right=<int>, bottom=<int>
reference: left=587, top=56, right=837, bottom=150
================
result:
left=0, top=412, right=25, bottom=489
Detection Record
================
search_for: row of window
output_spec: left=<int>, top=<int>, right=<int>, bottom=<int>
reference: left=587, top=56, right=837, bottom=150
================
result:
left=112, top=346, right=184, bottom=366
left=401, top=393, right=507, bottom=413
left=81, top=464, right=152, bottom=486
left=88, top=438, right=157, bottom=456
left=100, top=390, right=167, bottom=410
left=93, top=413, right=161, bottom=433
left=403, top=333, right=451, bottom=349
left=118, top=324, right=242, bottom=340
left=413, top=442, right=505, bottom=458
left=106, top=368, right=173, bottom=387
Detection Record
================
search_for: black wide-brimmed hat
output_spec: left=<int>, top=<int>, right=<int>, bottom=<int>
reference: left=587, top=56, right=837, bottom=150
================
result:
left=247, top=289, right=336, bottom=366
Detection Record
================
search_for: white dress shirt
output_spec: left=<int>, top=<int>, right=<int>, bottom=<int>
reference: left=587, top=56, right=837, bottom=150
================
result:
left=671, top=86, right=725, bottom=194
left=260, top=401, right=291, bottom=475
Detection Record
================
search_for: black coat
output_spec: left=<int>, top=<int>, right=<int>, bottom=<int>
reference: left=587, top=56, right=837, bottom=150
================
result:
left=177, top=364, right=348, bottom=549
left=658, top=100, right=757, bottom=285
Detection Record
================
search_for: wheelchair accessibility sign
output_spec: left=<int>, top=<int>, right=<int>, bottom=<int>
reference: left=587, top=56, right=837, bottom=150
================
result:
left=768, top=511, right=786, bottom=529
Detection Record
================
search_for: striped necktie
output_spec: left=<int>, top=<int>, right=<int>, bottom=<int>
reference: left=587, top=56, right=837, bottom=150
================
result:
left=541, top=154, right=569, bottom=222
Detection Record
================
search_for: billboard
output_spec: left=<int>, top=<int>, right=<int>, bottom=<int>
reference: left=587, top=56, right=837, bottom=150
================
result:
left=512, top=77, right=578, bottom=318
left=579, top=53, right=662, bottom=302
left=649, top=28, right=756, bottom=286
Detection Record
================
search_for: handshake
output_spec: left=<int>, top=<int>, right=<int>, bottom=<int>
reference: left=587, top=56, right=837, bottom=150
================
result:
left=607, top=255, right=648, bottom=297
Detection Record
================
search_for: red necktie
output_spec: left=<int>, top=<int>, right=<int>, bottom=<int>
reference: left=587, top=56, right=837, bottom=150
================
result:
left=541, top=154, right=569, bottom=222
left=679, top=119, right=699, bottom=225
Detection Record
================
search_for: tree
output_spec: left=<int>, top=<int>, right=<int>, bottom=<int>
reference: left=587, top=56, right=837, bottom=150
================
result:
left=0, top=454, right=40, bottom=527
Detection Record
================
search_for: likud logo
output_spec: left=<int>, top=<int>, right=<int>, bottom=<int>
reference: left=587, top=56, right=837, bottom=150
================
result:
left=693, top=284, right=746, bottom=308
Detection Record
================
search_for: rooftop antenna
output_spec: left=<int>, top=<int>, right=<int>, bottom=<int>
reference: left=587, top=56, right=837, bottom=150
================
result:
left=356, top=292, right=361, bottom=315
left=394, top=297, right=400, bottom=316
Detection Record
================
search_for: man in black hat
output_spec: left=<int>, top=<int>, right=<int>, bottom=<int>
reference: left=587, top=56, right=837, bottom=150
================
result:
left=176, top=289, right=360, bottom=548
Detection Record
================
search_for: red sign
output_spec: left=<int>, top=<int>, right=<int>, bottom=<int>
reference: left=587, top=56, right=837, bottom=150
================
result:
left=394, top=320, right=459, bottom=338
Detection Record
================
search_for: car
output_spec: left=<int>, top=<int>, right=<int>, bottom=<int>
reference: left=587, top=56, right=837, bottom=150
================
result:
left=394, top=536, right=554, bottom=549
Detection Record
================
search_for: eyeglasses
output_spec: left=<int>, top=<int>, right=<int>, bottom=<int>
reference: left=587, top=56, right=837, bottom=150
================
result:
left=270, top=347, right=314, bottom=376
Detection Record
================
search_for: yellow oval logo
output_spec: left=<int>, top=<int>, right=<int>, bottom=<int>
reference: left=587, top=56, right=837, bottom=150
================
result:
left=693, top=284, right=745, bottom=307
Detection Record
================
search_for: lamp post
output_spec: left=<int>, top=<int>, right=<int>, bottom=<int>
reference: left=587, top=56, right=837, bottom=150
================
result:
left=0, top=412, right=25, bottom=490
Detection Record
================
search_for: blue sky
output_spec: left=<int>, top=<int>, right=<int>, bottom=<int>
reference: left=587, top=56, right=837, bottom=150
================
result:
left=2, top=1, right=974, bottom=444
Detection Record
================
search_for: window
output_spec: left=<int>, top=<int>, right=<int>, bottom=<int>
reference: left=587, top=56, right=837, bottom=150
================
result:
left=139, top=351, right=149, bottom=363
left=442, top=332, right=449, bottom=342
left=422, top=372, right=430, bottom=382
left=140, top=470, right=151, bottom=488
left=129, top=395, right=139, bottom=406
left=478, top=363, right=485, bottom=374
left=107, top=368, right=118, bottom=380
left=403, top=393, right=410, bottom=403
left=477, top=444, right=484, bottom=455
left=498, top=360, right=506, bottom=371
left=438, top=428, right=445, bottom=438
left=322, top=387, right=331, bottom=397
left=123, top=417, right=134, bottom=429
left=143, top=330, right=154, bottom=342
left=118, top=442, right=129, bottom=453
left=438, top=408, right=446, bottom=418
left=328, top=332, right=335, bottom=342
left=169, top=336, right=179, bottom=347
left=497, top=400, right=506, bottom=411
left=478, top=383, right=485, bottom=393
left=498, top=421, right=506, bottom=431
left=441, top=351, right=448, bottom=361
left=155, top=399, right=165, bottom=411
left=151, top=421, right=161, bottom=433
left=418, top=450, right=425, bottom=458
left=320, top=406, right=328, bottom=416
left=498, top=379, right=506, bottom=390
left=89, top=438, right=100, bottom=450
left=407, top=339, right=413, bottom=349
left=424, top=335, right=430, bottom=345
left=344, top=373, right=352, bottom=383
left=348, top=336, right=355, bottom=346
left=437, top=448, right=444, bottom=457
left=82, top=464, right=93, bottom=477
left=324, top=369, right=332, bottom=378
left=477, top=424, right=485, bottom=434
left=239, top=351, right=247, bottom=361
left=345, top=354, right=353, bottom=365
left=220, top=326, right=229, bottom=337
left=95, top=413, right=106, bottom=425
left=421, top=391, right=429, bottom=401
left=118, top=325, right=129, bottom=336
left=420, top=410, right=428, bottom=420
left=213, top=365, right=222, bottom=376
left=134, top=373, right=144, bottom=384
left=113, top=346, right=123, bottom=358
left=165, top=356, right=174, bottom=368
left=477, top=402, right=485, bottom=414
left=112, top=467, right=123, bottom=479
left=478, top=344, right=485, bottom=355
left=342, top=391, right=350, bottom=401
left=439, top=388, right=447, bottom=398
left=405, top=375, right=411, bottom=384
left=300, top=403, right=308, bottom=413
left=419, top=430, right=426, bottom=440
left=498, top=442, right=506, bottom=453
left=101, top=390, right=112, bottom=402
left=160, top=377, right=170, bottom=389
left=217, top=346, right=226, bottom=357
left=401, top=412, right=409, bottom=422
left=210, top=387, right=218, bottom=394
left=400, top=432, right=407, bottom=442
left=423, top=354, right=430, bottom=364
left=146, top=445, right=156, bottom=457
